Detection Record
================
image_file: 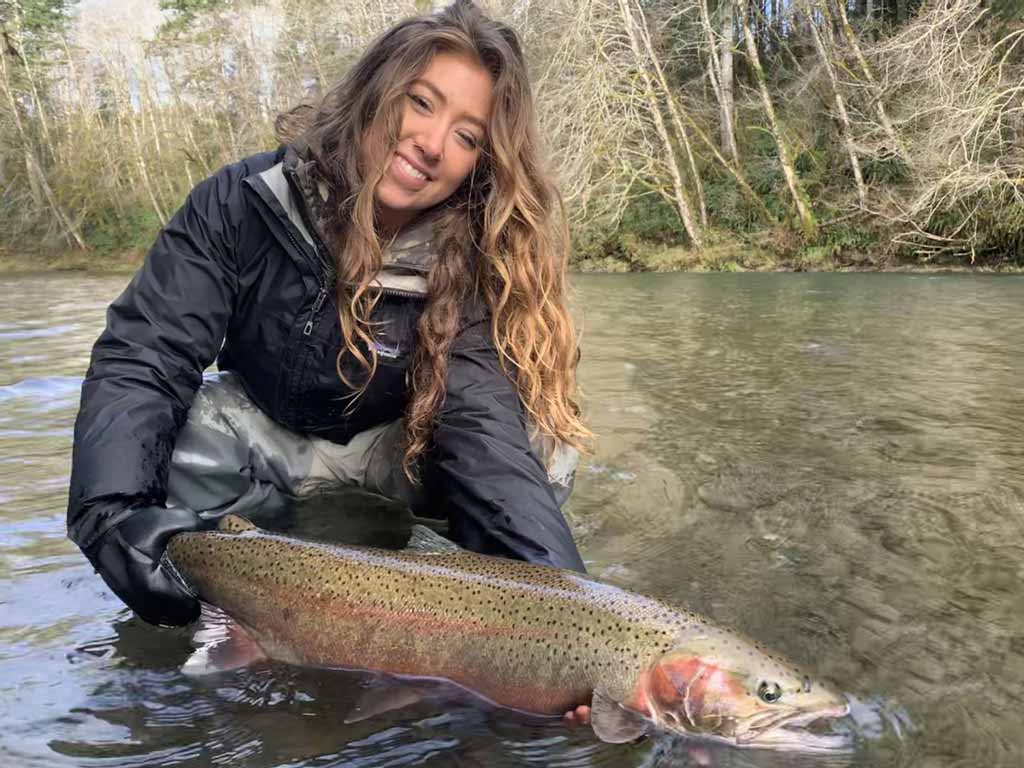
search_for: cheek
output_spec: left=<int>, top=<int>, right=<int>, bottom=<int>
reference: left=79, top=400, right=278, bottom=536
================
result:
left=442, top=155, right=477, bottom=190
left=698, top=669, right=748, bottom=716
left=649, top=660, right=748, bottom=722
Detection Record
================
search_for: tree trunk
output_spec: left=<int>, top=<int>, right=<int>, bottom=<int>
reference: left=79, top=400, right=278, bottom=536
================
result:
left=632, top=0, right=708, bottom=228
left=61, top=36, right=128, bottom=216
left=698, top=0, right=739, bottom=162
left=25, top=150, right=89, bottom=250
left=719, top=1, right=739, bottom=162
left=25, top=150, right=43, bottom=208
left=618, top=0, right=702, bottom=247
left=162, top=55, right=212, bottom=177
left=10, top=4, right=55, bottom=164
left=108, top=53, right=168, bottom=227
left=805, top=0, right=868, bottom=207
left=737, top=0, right=818, bottom=240
left=682, top=107, right=775, bottom=224
left=0, top=43, right=86, bottom=249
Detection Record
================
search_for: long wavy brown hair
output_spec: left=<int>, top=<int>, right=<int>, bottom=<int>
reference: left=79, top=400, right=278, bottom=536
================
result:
left=285, top=0, right=591, bottom=475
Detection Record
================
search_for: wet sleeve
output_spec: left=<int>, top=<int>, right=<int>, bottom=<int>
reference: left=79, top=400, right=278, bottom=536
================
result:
left=67, top=167, right=242, bottom=550
left=430, top=318, right=586, bottom=572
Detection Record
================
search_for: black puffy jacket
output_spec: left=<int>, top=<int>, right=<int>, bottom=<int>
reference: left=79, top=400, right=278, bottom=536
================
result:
left=67, top=145, right=585, bottom=572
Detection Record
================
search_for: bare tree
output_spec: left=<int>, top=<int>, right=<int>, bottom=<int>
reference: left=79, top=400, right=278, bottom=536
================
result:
left=3, top=0, right=1020, bottom=266
left=698, top=0, right=740, bottom=162
left=633, top=0, right=708, bottom=228
left=803, top=0, right=868, bottom=207
left=833, top=0, right=909, bottom=166
left=737, top=0, right=818, bottom=240
left=864, top=0, right=1023, bottom=259
left=619, top=0, right=703, bottom=245
left=0, top=12, right=85, bottom=250
left=523, top=0, right=662, bottom=232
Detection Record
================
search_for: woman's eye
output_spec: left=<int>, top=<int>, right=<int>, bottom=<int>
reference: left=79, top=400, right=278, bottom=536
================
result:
left=458, top=132, right=479, bottom=149
left=757, top=681, right=783, bottom=704
left=409, top=94, right=430, bottom=110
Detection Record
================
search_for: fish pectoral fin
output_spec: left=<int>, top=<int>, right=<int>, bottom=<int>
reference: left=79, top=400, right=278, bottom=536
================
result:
left=590, top=689, right=648, bottom=744
left=405, top=524, right=461, bottom=555
left=182, top=604, right=268, bottom=676
left=344, top=682, right=431, bottom=724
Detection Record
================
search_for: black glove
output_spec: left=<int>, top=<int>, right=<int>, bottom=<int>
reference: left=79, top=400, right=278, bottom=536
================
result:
left=83, top=503, right=204, bottom=627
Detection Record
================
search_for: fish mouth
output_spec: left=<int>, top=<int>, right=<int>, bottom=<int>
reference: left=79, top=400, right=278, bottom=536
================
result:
left=735, top=703, right=853, bottom=753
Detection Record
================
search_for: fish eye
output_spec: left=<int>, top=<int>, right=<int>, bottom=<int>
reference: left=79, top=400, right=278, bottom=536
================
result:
left=758, top=681, right=783, bottom=703
left=802, top=675, right=812, bottom=693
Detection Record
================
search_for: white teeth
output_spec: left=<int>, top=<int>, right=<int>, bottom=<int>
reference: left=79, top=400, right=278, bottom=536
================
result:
left=397, top=156, right=427, bottom=181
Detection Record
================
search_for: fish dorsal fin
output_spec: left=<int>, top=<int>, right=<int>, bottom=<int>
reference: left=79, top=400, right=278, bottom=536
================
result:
left=405, top=524, right=460, bottom=554
left=218, top=514, right=258, bottom=534
left=591, top=688, right=648, bottom=744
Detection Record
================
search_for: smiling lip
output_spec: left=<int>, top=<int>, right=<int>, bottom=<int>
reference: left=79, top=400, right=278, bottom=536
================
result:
left=389, top=152, right=432, bottom=191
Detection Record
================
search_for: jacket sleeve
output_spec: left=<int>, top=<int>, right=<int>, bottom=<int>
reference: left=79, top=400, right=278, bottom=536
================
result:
left=67, top=167, right=243, bottom=551
left=431, top=318, right=586, bottom=572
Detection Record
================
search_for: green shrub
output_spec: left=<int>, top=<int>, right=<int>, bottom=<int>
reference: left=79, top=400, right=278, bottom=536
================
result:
left=571, top=228, right=639, bottom=269
left=618, top=193, right=687, bottom=245
left=861, top=154, right=911, bottom=185
left=81, top=205, right=162, bottom=255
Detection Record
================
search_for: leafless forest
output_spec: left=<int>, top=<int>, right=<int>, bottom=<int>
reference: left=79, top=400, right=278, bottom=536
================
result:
left=1, top=0, right=1021, bottom=268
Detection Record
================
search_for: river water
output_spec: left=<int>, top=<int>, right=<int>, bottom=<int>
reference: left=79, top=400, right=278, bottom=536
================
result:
left=1, top=272, right=1022, bottom=768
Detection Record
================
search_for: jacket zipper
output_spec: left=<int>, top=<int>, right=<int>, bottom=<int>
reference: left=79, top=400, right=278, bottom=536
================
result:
left=303, top=286, right=330, bottom=336
left=376, top=284, right=426, bottom=300
left=267, top=203, right=330, bottom=339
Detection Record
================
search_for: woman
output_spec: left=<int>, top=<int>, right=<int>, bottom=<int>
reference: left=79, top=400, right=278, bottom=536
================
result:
left=67, top=0, right=591, bottom=632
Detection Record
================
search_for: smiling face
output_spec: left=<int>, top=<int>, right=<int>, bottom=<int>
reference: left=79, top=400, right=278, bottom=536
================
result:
left=371, top=51, right=494, bottom=234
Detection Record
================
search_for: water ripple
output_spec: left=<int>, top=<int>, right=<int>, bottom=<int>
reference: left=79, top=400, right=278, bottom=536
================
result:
left=2, top=273, right=1023, bottom=767
left=0, top=324, right=78, bottom=341
left=0, top=375, right=83, bottom=404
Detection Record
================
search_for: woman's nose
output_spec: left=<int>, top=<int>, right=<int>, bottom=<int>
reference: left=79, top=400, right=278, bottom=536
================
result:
left=415, top=122, right=446, bottom=164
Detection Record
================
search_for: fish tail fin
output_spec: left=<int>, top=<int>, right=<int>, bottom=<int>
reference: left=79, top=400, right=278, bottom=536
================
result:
left=182, top=603, right=268, bottom=676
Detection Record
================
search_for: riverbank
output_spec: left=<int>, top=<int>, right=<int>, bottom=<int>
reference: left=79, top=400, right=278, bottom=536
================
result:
left=2, top=240, right=1021, bottom=275
left=0, top=247, right=146, bottom=274
left=571, top=223, right=1023, bottom=274
left=573, top=241, right=1024, bottom=274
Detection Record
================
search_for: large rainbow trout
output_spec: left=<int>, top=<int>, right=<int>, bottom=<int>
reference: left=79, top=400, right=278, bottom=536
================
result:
left=165, top=515, right=849, bottom=750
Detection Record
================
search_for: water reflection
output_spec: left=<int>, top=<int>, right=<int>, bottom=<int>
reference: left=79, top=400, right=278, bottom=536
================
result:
left=1, top=273, right=1022, bottom=766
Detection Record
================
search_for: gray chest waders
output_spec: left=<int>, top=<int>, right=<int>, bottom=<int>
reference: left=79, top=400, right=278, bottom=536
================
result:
left=166, top=372, right=576, bottom=536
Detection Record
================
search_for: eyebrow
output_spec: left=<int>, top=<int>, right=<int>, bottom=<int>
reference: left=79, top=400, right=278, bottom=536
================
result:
left=412, top=78, right=489, bottom=135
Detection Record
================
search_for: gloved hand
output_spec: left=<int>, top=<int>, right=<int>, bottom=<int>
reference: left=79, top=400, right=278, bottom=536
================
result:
left=83, top=503, right=205, bottom=627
